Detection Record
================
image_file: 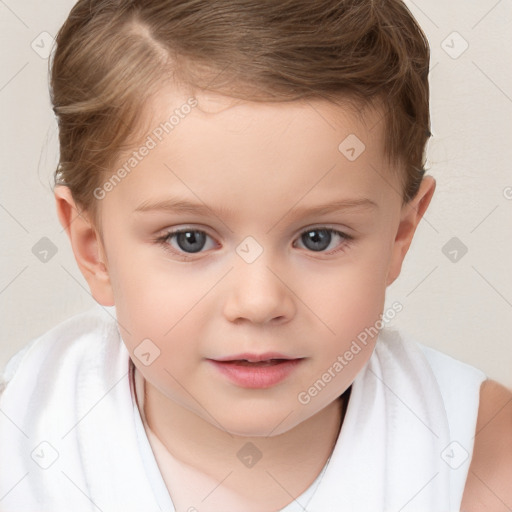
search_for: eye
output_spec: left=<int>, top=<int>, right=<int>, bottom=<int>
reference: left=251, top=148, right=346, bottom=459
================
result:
left=156, top=228, right=216, bottom=258
left=294, top=227, right=352, bottom=254
left=155, top=226, right=353, bottom=260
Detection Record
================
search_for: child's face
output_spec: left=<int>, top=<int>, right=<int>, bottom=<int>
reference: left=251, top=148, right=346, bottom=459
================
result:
left=90, top=87, right=428, bottom=436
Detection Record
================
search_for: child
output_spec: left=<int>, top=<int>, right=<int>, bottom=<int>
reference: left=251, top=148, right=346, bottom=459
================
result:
left=1, top=1, right=510, bottom=511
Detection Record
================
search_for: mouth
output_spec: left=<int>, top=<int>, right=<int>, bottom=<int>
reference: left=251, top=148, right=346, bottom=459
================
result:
left=219, top=358, right=291, bottom=367
left=207, top=353, right=304, bottom=389
left=211, top=352, right=298, bottom=363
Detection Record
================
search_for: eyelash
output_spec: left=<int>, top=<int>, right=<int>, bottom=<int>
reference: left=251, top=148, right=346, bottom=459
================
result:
left=154, top=227, right=354, bottom=261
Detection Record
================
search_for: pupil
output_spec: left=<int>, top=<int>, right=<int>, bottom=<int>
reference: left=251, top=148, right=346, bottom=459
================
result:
left=303, top=229, right=331, bottom=251
left=177, top=231, right=206, bottom=253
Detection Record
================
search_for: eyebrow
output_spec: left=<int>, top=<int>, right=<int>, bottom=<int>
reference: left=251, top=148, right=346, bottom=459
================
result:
left=133, top=196, right=378, bottom=218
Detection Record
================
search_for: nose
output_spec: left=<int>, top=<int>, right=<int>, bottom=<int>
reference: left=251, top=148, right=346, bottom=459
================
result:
left=222, top=252, right=296, bottom=325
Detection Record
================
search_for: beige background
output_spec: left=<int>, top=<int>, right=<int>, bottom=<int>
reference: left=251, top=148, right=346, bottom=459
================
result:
left=1, top=1, right=511, bottom=387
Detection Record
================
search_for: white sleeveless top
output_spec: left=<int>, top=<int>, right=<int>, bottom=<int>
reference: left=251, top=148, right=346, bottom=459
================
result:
left=0, top=304, right=486, bottom=511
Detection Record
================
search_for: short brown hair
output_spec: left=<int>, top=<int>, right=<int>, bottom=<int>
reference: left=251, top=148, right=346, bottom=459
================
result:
left=51, top=0, right=431, bottom=228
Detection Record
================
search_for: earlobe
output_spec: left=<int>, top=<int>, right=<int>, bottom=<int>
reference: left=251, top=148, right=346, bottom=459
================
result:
left=386, top=176, right=436, bottom=286
left=54, top=185, right=115, bottom=306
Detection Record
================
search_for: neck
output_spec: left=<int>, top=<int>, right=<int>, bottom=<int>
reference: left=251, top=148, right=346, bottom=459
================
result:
left=142, top=378, right=350, bottom=507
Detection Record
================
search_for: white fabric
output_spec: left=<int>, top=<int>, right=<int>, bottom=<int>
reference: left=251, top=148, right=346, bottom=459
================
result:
left=0, top=303, right=486, bottom=512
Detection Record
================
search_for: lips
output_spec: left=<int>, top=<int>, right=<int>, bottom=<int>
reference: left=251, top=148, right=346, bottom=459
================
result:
left=221, top=359, right=289, bottom=367
left=207, top=353, right=303, bottom=389
left=211, top=352, right=296, bottom=363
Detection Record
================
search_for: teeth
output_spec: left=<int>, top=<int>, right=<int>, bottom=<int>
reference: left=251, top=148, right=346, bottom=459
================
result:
left=236, top=359, right=284, bottom=366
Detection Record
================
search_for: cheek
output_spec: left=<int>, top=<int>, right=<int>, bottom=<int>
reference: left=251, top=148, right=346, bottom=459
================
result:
left=306, top=255, right=389, bottom=336
left=318, top=282, right=385, bottom=362
left=114, top=276, right=205, bottom=350
left=105, top=247, right=200, bottom=349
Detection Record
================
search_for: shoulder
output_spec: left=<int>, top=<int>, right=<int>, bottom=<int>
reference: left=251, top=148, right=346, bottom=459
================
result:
left=1, top=305, right=117, bottom=398
left=461, top=379, right=512, bottom=511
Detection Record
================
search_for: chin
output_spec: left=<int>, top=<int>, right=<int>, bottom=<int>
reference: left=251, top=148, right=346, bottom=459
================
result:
left=209, top=405, right=305, bottom=438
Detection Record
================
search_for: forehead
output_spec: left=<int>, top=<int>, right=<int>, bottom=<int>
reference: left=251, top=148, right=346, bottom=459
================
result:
left=143, top=85, right=384, bottom=150
left=107, top=86, right=397, bottom=217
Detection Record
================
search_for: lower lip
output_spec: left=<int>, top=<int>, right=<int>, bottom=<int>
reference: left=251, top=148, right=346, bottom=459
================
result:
left=207, top=359, right=302, bottom=389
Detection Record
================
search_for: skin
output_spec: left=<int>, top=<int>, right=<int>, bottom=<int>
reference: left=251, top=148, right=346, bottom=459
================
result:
left=55, top=87, right=511, bottom=511
left=460, top=379, right=512, bottom=511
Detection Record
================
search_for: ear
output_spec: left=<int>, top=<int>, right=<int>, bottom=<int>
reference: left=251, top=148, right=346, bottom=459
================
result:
left=54, top=185, right=115, bottom=306
left=386, top=176, right=436, bottom=286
